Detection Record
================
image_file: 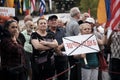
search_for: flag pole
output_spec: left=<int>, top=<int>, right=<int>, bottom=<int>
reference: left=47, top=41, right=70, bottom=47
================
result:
left=49, top=0, right=52, bottom=14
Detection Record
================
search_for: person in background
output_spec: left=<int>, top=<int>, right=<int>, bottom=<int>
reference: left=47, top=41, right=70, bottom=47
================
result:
left=24, top=15, right=33, bottom=23
left=85, top=17, right=95, bottom=30
left=79, top=23, right=106, bottom=80
left=21, top=20, right=35, bottom=80
left=21, top=15, right=33, bottom=31
left=81, top=12, right=90, bottom=22
left=47, top=15, right=68, bottom=80
left=0, top=25, right=3, bottom=80
left=0, top=20, right=27, bottom=80
left=0, top=16, right=11, bottom=26
left=78, top=12, right=90, bottom=25
left=107, top=23, right=120, bottom=80
left=30, top=17, right=58, bottom=80
left=0, top=16, right=14, bottom=80
left=57, top=19, right=66, bottom=28
left=57, top=19, right=67, bottom=33
left=65, top=7, right=82, bottom=80
left=79, top=23, right=99, bottom=80
left=85, top=17, right=110, bottom=80
left=10, top=16, right=26, bottom=46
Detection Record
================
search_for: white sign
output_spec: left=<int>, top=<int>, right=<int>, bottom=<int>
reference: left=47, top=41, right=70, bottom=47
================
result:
left=63, top=34, right=100, bottom=55
left=0, top=7, right=15, bottom=16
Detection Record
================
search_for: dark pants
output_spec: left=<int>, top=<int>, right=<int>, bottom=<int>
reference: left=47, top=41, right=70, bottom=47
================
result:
left=109, top=58, right=120, bottom=80
left=1, top=67, right=27, bottom=80
left=32, top=58, right=55, bottom=80
left=55, top=55, right=68, bottom=80
left=0, top=68, right=3, bottom=80
left=25, top=51, right=32, bottom=80
left=68, top=56, right=81, bottom=80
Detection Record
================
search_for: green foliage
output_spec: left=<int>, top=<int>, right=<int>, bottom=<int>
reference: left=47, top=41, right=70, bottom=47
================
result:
left=79, top=0, right=99, bottom=18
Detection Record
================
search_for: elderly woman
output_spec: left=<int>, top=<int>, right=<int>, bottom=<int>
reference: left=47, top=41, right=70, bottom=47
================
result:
left=77, top=23, right=106, bottom=80
left=0, top=20, right=27, bottom=80
left=30, top=17, right=58, bottom=80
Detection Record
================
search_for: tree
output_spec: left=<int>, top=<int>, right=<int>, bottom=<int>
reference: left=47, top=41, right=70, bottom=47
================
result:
left=79, top=0, right=98, bottom=18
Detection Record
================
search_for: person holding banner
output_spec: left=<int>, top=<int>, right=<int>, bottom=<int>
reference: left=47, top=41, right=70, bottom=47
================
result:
left=78, top=23, right=107, bottom=80
left=85, top=17, right=110, bottom=80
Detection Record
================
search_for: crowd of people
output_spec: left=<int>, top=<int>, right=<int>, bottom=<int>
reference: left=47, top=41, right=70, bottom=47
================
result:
left=0, top=7, right=120, bottom=80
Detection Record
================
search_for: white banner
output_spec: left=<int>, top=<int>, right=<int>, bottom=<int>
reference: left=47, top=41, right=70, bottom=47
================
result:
left=63, top=34, right=100, bottom=55
left=0, top=7, right=15, bottom=16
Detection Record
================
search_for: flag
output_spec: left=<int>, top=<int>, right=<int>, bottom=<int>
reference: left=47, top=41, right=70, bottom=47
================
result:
left=108, top=0, right=120, bottom=30
left=6, top=0, right=14, bottom=7
left=97, top=0, right=120, bottom=30
left=105, top=0, right=111, bottom=21
left=18, top=0, right=22, bottom=14
left=23, top=0, right=30, bottom=15
left=97, top=0, right=107, bottom=24
left=30, top=0, right=36, bottom=13
left=39, top=0, right=46, bottom=16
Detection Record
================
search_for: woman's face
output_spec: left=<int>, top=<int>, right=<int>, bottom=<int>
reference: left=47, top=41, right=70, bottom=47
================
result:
left=8, top=21, right=18, bottom=36
left=38, top=19, right=47, bottom=30
left=81, top=24, right=92, bottom=35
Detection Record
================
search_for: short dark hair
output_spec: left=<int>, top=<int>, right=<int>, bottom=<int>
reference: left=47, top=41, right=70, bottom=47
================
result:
left=12, top=16, right=19, bottom=23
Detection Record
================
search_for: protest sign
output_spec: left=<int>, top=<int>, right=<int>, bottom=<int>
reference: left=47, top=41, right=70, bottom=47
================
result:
left=0, top=7, right=15, bottom=16
left=63, top=34, right=100, bottom=55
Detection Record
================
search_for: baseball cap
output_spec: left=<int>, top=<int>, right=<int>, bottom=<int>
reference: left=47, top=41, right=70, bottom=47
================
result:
left=48, top=15, right=58, bottom=20
left=85, top=17, right=95, bottom=24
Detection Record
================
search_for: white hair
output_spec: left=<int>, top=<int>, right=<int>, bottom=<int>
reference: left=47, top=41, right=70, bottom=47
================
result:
left=79, top=23, right=91, bottom=31
left=70, top=7, right=81, bottom=17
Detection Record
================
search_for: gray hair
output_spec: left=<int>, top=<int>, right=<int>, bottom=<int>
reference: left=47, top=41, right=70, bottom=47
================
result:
left=70, top=7, right=81, bottom=17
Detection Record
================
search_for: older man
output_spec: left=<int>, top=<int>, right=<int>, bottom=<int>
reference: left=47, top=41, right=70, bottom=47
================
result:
left=65, top=7, right=82, bottom=80
left=21, top=20, right=35, bottom=80
left=47, top=15, right=68, bottom=80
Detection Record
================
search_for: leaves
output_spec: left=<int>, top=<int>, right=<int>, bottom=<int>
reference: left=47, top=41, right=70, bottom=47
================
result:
left=79, top=0, right=99, bottom=18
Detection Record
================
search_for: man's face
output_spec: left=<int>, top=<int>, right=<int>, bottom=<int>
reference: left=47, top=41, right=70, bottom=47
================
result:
left=48, top=18, right=58, bottom=27
left=26, top=21, right=34, bottom=34
left=57, top=20, right=64, bottom=27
